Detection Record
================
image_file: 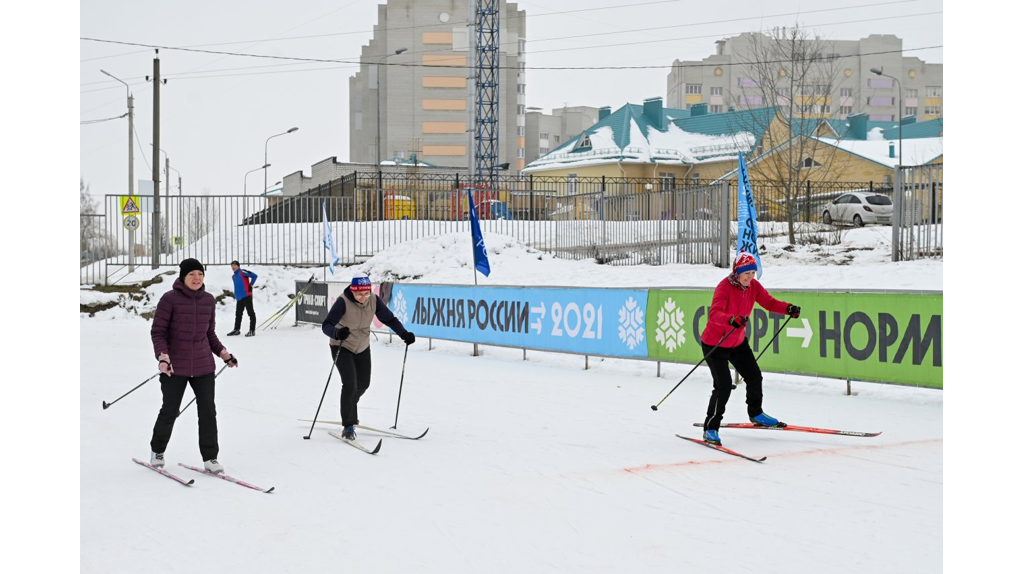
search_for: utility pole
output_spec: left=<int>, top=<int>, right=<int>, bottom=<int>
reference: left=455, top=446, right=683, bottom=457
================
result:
left=165, top=155, right=170, bottom=252
left=101, top=69, right=135, bottom=272
left=151, top=51, right=161, bottom=269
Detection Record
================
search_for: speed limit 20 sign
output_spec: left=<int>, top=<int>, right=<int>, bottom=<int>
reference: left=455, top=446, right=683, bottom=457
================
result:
left=123, top=215, right=140, bottom=231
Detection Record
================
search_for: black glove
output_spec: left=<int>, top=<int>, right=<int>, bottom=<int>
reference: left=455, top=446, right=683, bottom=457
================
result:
left=728, top=315, right=749, bottom=329
left=786, top=304, right=801, bottom=319
left=223, top=354, right=238, bottom=367
left=400, top=331, right=416, bottom=345
left=334, top=326, right=350, bottom=341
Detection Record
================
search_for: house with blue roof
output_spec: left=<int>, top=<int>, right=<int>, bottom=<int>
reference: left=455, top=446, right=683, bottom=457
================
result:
left=717, top=113, right=943, bottom=187
left=522, top=97, right=783, bottom=183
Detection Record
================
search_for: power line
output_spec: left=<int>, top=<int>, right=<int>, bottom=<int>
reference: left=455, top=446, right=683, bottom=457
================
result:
left=81, top=113, right=127, bottom=125
left=79, top=36, right=942, bottom=71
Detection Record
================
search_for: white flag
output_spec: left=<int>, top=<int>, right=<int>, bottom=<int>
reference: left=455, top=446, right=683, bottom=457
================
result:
left=322, top=200, right=340, bottom=274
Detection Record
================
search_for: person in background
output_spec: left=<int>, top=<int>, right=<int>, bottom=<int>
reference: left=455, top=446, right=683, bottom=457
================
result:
left=699, top=252, right=801, bottom=446
left=321, top=275, right=415, bottom=440
left=150, top=258, right=238, bottom=473
left=227, top=260, right=258, bottom=337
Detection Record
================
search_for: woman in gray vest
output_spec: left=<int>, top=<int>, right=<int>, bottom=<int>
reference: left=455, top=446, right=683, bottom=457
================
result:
left=321, top=275, right=415, bottom=439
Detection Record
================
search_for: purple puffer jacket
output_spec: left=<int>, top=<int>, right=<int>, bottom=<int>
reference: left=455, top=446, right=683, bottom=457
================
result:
left=151, top=279, right=226, bottom=377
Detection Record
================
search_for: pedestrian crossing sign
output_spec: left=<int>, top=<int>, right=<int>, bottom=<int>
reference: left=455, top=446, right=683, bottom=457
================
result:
left=120, top=196, right=141, bottom=215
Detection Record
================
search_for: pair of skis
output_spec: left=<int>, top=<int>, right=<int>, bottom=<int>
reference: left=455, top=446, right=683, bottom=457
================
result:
left=679, top=423, right=882, bottom=463
left=132, top=458, right=274, bottom=492
left=301, top=420, right=429, bottom=456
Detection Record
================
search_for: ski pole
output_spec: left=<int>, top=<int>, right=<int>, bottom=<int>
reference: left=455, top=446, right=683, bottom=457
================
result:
left=177, top=363, right=230, bottom=417
left=754, top=316, right=792, bottom=361
left=390, top=344, right=410, bottom=429
left=733, top=316, right=793, bottom=388
left=103, top=371, right=160, bottom=410
left=260, top=275, right=315, bottom=330
left=650, top=325, right=739, bottom=411
left=303, top=348, right=339, bottom=439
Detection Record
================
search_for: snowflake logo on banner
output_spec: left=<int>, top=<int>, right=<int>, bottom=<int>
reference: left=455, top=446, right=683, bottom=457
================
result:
left=655, top=298, right=686, bottom=352
left=392, top=290, right=409, bottom=324
left=618, top=297, right=645, bottom=350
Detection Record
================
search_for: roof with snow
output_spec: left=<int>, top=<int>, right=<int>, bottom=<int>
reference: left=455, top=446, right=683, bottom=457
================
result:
left=380, top=157, right=437, bottom=167
left=523, top=101, right=774, bottom=172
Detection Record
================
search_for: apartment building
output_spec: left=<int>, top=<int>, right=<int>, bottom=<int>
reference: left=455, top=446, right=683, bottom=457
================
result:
left=349, top=0, right=527, bottom=172
left=666, top=33, right=942, bottom=122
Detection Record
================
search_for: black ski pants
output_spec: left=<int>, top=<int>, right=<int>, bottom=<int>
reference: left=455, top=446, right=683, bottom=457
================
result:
left=331, top=345, right=372, bottom=427
left=234, top=296, right=256, bottom=331
left=702, top=338, right=765, bottom=431
left=150, top=371, right=218, bottom=461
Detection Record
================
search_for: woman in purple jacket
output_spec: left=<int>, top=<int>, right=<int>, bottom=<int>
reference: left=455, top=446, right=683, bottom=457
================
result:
left=149, top=258, right=238, bottom=473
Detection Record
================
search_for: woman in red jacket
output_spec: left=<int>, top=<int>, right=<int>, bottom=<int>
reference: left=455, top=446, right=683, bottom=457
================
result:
left=700, top=252, right=800, bottom=446
left=149, top=258, right=238, bottom=473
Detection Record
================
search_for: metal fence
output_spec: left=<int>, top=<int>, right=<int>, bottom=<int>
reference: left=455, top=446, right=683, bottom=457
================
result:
left=79, top=173, right=933, bottom=285
left=893, top=164, right=943, bottom=261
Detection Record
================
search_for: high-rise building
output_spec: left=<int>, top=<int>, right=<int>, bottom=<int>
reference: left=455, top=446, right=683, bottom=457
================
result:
left=349, top=0, right=527, bottom=172
left=667, top=33, right=942, bottom=122
left=524, top=106, right=601, bottom=166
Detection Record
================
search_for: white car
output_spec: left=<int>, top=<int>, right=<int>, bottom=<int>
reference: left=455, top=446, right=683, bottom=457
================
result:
left=821, top=192, right=893, bottom=227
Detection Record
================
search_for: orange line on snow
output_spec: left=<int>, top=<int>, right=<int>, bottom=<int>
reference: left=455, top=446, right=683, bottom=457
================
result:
left=622, top=438, right=942, bottom=474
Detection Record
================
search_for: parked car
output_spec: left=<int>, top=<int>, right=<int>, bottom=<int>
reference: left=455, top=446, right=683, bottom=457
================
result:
left=821, top=192, right=893, bottom=227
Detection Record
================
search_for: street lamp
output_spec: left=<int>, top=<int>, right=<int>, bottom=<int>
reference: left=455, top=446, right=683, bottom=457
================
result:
left=246, top=164, right=270, bottom=197
left=870, top=67, right=902, bottom=168
left=102, top=69, right=136, bottom=271
left=376, top=47, right=408, bottom=168
left=265, top=127, right=298, bottom=199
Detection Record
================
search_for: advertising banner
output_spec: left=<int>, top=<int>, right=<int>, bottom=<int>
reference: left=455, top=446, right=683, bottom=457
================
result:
left=387, top=284, right=649, bottom=357
left=646, top=289, right=942, bottom=388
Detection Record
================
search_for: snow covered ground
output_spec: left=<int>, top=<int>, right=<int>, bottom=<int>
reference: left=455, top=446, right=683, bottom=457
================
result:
left=77, top=228, right=943, bottom=573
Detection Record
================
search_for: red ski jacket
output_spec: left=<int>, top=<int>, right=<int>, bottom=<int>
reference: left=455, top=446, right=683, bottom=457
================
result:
left=700, top=276, right=790, bottom=348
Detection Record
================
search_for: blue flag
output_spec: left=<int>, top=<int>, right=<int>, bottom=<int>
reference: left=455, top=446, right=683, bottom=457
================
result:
left=321, top=200, right=340, bottom=275
left=467, top=189, right=491, bottom=277
left=736, top=153, right=763, bottom=278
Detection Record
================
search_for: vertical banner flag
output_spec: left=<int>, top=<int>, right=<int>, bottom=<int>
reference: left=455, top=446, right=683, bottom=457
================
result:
left=467, top=189, right=491, bottom=277
left=322, top=200, right=340, bottom=275
left=736, top=153, right=763, bottom=278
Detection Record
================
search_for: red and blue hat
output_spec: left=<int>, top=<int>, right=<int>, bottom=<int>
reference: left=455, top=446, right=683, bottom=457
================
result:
left=351, top=275, right=372, bottom=292
left=733, top=252, right=758, bottom=275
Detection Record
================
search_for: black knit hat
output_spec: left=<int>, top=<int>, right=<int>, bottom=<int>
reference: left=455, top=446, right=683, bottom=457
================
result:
left=179, top=258, right=205, bottom=283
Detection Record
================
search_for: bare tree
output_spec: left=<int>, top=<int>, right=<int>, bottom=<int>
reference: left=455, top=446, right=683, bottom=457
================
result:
left=80, top=179, right=119, bottom=263
left=729, top=26, right=854, bottom=243
left=186, top=187, right=218, bottom=243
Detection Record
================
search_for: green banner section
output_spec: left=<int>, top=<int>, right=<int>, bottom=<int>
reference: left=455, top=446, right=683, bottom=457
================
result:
left=645, top=289, right=942, bottom=388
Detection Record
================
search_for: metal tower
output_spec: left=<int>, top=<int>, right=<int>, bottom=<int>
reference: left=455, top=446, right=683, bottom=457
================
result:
left=470, top=0, right=500, bottom=189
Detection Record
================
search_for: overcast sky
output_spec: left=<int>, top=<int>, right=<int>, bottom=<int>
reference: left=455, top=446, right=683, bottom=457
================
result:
left=79, top=0, right=943, bottom=198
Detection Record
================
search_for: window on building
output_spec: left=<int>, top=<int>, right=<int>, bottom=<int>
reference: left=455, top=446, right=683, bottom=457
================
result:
left=710, top=86, right=723, bottom=96
left=907, top=88, right=918, bottom=98
left=798, top=157, right=821, bottom=169
left=519, top=39, right=526, bottom=54
left=839, top=105, right=853, bottom=116
left=926, top=86, right=942, bottom=97
left=574, top=134, right=592, bottom=150
left=840, top=87, right=853, bottom=98
left=905, top=106, right=918, bottom=116
left=517, top=148, right=525, bottom=158
left=815, top=85, right=830, bottom=95
left=925, top=105, right=942, bottom=115
left=820, top=104, right=831, bottom=114
left=777, top=86, right=790, bottom=97
left=539, top=132, right=549, bottom=140
left=554, top=135, right=561, bottom=144
left=539, top=147, right=549, bottom=155
left=710, top=105, right=723, bottom=113
left=517, top=83, right=526, bottom=94
left=517, top=104, right=525, bottom=115
left=685, top=84, right=702, bottom=94
left=516, top=126, right=526, bottom=136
